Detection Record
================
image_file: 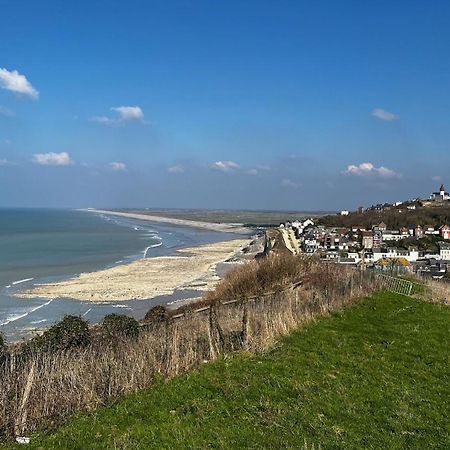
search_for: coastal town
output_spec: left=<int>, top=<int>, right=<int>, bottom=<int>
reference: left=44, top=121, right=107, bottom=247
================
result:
left=276, top=184, right=450, bottom=279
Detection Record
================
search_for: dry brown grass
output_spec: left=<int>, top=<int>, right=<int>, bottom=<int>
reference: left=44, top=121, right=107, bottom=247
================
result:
left=0, top=255, right=380, bottom=440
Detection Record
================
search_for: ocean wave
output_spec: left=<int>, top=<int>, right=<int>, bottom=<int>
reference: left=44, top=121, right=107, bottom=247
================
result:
left=143, top=242, right=163, bottom=258
left=30, top=319, right=47, bottom=325
left=11, top=278, right=34, bottom=285
left=0, top=298, right=54, bottom=327
left=111, top=304, right=131, bottom=309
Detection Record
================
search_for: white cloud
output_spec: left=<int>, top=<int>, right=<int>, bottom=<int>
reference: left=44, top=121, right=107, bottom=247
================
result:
left=112, top=106, right=144, bottom=121
left=211, top=160, right=240, bottom=172
left=109, top=162, right=127, bottom=171
left=432, top=175, right=442, bottom=182
left=0, top=158, right=9, bottom=166
left=168, top=165, right=185, bottom=174
left=0, top=68, right=39, bottom=99
left=371, top=108, right=397, bottom=121
left=0, top=106, right=14, bottom=117
left=33, top=152, right=73, bottom=166
left=281, top=178, right=301, bottom=188
left=345, top=162, right=399, bottom=178
left=247, top=168, right=259, bottom=175
left=92, top=106, right=144, bottom=125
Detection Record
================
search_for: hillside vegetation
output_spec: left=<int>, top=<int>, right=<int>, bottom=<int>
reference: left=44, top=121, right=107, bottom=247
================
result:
left=0, top=255, right=376, bottom=441
left=4, top=292, right=449, bottom=449
left=319, top=205, right=450, bottom=229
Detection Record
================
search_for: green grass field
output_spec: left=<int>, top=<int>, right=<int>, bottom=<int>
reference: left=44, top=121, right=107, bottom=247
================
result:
left=5, top=292, right=449, bottom=449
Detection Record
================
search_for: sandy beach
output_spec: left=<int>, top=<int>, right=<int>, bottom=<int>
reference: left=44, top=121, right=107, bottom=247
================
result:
left=17, top=239, right=250, bottom=302
left=84, top=209, right=251, bottom=234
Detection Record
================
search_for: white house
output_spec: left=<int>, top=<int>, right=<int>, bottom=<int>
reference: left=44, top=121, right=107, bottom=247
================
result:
left=302, top=234, right=318, bottom=253
left=373, top=247, right=419, bottom=262
left=424, top=226, right=438, bottom=235
left=340, top=210, right=349, bottom=216
left=382, top=230, right=404, bottom=241
left=440, top=242, right=450, bottom=261
left=430, top=184, right=450, bottom=201
left=440, top=225, right=450, bottom=240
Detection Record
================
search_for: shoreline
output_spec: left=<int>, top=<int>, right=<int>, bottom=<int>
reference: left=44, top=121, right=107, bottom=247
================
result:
left=17, top=238, right=252, bottom=302
left=82, top=209, right=252, bottom=234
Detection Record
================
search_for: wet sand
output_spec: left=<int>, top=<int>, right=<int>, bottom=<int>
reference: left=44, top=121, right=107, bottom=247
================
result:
left=17, top=239, right=250, bottom=302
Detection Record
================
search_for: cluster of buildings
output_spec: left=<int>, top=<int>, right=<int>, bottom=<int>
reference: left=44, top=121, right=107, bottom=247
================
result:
left=356, top=184, right=450, bottom=214
left=279, top=218, right=450, bottom=279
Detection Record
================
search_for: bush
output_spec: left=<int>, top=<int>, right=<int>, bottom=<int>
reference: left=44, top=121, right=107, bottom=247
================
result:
left=144, top=305, right=169, bottom=325
left=27, top=315, right=91, bottom=353
left=102, top=314, right=139, bottom=339
left=206, top=253, right=306, bottom=303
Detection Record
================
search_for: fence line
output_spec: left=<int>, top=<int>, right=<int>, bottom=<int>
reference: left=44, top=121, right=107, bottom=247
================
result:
left=169, top=280, right=304, bottom=321
left=0, top=267, right=381, bottom=439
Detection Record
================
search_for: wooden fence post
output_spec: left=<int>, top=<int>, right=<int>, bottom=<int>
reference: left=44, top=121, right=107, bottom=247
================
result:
left=241, top=298, right=249, bottom=351
left=14, top=361, right=35, bottom=437
left=208, top=304, right=225, bottom=357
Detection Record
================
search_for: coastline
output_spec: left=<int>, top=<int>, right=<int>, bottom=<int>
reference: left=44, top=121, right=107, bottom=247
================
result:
left=17, top=238, right=252, bottom=302
left=82, top=209, right=251, bottom=234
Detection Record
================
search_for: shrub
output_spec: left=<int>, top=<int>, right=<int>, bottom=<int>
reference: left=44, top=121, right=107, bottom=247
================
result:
left=102, top=314, right=140, bottom=339
left=206, top=253, right=307, bottom=303
left=144, top=305, right=169, bottom=325
left=27, top=315, right=91, bottom=353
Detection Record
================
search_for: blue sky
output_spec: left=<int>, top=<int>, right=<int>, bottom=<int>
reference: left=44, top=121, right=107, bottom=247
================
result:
left=1, top=0, right=450, bottom=210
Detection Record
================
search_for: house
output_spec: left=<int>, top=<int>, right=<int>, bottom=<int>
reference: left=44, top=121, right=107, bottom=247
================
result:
left=408, top=247, right=419, bottom=262
left=373, top=246, right=419, bottom=263
left=292, top=218, right=315, bottom=236
left=400, top=227, right=409, bottom=238
left=416, top=258, right=447, bottom=279
left=361, top=231, right=374, bottom=249
left=440, top=224, right=450, bottom=240
left=302, top=234, right=318, bottom=253
left=373, top=222, right=387, bottom=232
left=430, top=184, right=450, bottom=201
left=338, top=236, right=349, bottom=251
left=415, top=225, right=424, bottom=238
left=382, top=230, right=403, bottom=241
left=340, top=210, right=349, bottom=216
left=439, top=242, right=450, bottom=261
left=373, top=230, right=383, bottom=248
left=424, top=225, right=438, bottom=235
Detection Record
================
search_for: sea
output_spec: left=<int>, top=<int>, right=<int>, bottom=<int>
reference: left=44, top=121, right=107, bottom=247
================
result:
left=0, top=209, right=241, bottom=342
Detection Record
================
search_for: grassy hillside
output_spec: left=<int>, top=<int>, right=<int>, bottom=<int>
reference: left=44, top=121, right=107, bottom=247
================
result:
left=6, top=292, right=449, bottom=449
left=319, top=205, right=450, bottom=229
